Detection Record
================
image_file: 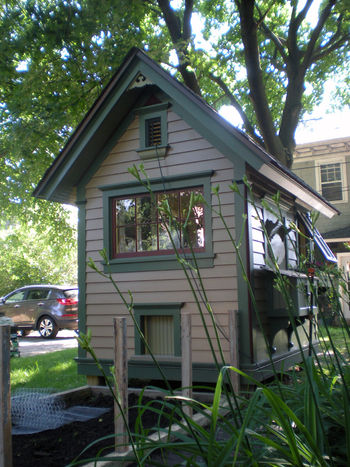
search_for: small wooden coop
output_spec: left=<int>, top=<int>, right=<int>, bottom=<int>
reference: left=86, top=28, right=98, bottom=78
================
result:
left=34, top=48, right=338, bottom=385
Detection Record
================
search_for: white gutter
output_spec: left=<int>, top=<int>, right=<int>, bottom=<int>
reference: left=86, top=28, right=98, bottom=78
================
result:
left=258, top=163, right=337, bottom=219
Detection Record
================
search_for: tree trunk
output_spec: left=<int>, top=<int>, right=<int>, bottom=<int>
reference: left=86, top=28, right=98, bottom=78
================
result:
left=236, top=0, right=290, bottom=166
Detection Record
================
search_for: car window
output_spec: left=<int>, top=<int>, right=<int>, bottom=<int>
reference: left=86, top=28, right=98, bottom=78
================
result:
left=64, top=289, right=78, bottom=300
left=5, top=291, right=26, bottom=303
left=27, top=289, right=50, bottom=301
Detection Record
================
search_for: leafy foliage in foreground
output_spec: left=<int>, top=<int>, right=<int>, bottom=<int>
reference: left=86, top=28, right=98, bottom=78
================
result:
left=71, top=176, right=350, bottom=466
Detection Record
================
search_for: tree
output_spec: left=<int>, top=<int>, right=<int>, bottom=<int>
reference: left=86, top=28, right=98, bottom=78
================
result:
left=151, top=0, right=350, bottom=166
left=0, top=0, right=349, bottom=273
left=0, top=222, right=77, bottom=296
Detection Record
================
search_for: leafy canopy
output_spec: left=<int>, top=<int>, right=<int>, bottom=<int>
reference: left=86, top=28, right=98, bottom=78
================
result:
left=0, top=0, right=349, bottom=284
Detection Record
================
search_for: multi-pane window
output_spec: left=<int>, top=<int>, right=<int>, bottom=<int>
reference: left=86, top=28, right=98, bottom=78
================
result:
left=250, top=202, right=297, bottom=270
left=112, top=188, right=204, bottom=257
left=320, top=163, right=343, bottom=201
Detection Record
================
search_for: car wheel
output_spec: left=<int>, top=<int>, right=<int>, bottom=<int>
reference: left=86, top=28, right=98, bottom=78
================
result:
left=38, top=316, right=58, bottom=339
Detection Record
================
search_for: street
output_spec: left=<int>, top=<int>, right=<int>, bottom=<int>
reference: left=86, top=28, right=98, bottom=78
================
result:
left=18, top=330, right=78, bottom=357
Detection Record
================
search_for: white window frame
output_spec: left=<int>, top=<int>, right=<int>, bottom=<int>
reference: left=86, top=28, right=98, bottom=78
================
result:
left=315, top=157, right=347, bottom=204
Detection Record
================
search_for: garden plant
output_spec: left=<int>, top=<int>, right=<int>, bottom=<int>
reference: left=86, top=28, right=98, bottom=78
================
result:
left=70, top=167, right=350, bottom=466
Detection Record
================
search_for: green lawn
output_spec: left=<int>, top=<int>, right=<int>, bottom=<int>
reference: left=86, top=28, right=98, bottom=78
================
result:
left=10, top=348, right=86, bottom=393
left=319, top=325, right=350, bottom=359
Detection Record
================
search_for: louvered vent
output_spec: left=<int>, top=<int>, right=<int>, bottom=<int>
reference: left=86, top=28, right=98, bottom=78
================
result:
left=145, top=117, right=162, bottom=147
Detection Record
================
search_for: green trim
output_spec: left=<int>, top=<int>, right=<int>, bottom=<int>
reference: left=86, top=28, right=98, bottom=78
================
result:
left=78, top=111, right=136, bottom=189
left=133, top=303, right=183, bottom=356
left=76, top=344, right=318, bottom=383
left=76, top=186, right=87, bottom=360
left=136, top=102, right=168, bottom=153
left=232, top=165, right=251, bottom=368
left=102, top=254, right=214, bottom=273
left=76, top=357, right=221, bottom=382
left=98, top=170, right=214, bottom=193
left=100, top=172, right=214, bottom=272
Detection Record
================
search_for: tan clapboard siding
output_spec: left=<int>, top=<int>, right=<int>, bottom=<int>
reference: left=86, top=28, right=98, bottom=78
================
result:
left=86, top=276, right=235, bottom=294
left=84, top=109, right=238, bottom=366
left=86, top=289, right=236, bottom=304
left=85, top=264, right=237, bottom=284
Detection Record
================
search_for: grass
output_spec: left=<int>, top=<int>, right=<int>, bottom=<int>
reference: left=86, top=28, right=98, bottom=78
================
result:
left=10, top=348, right=86, bottom=393
left=319, top=325, right=350, bottom=359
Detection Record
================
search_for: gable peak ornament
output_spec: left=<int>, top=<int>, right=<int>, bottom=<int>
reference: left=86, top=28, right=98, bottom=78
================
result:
left=129, top=73, right=153, bottom=89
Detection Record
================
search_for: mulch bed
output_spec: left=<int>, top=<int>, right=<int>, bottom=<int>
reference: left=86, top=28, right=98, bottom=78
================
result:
left=12, top=391, right=172, bottom=467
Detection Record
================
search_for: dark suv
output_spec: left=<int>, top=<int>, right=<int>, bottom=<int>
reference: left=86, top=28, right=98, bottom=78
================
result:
left=0, top=285, right=78, bottom=339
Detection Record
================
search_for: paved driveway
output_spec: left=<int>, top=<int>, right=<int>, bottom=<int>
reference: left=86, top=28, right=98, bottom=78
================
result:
left=18, top=330, right=78, bottom=357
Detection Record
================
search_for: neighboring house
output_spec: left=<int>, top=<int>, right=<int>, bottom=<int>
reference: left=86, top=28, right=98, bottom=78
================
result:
left=293, top=137, right=350, bottom=322
left=34, top=48, right=338, bottom=385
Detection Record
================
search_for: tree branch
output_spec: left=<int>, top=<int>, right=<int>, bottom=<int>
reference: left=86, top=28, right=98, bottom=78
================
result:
left=302, top=0, right=336, bottom=69
left=313, top=34, right=350, bottom=62
left=157, top=0, right=201, bottom=94
left=209, top=73, right=264, bottom=146
left=234, top=0, right=287, bottom=163
left=183, top=0, right=194, bottom=41
left=255, top=5, right=289, bottom=63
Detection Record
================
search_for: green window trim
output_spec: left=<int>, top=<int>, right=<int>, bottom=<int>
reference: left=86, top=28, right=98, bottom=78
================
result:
left=99, top=171, right=214, bottom=273
left=136, top=102, right=169, bottom=159
left=133, top=303, right=183, bottom=357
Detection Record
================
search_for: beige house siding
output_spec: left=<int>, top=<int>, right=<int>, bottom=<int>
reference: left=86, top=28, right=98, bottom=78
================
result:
left=84, top=109, right=238, bottom=365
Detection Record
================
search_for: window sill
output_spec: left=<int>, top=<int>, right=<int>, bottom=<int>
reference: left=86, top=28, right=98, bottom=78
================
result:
left=136, top=145, right=169, bottom=160
left=130, top=355, right=182, bottom=363
left=103, top=252, right=215, bottom=273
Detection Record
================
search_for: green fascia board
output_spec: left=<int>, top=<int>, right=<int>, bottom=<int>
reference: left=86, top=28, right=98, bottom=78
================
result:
left=35, top=65, right=143, bottom=202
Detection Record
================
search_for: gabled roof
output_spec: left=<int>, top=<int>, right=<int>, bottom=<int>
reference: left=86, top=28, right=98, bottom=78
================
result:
left=33, top=47, right=338, bottom=218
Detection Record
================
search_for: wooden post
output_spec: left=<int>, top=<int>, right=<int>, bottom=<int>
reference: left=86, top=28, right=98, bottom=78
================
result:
left=113, top=317, right=128, bottom=453
left=181, top=313, right=192, bottom=418
left=0, top=325, right=12, bottom=467
left=229, top=310, right=240, bottom=394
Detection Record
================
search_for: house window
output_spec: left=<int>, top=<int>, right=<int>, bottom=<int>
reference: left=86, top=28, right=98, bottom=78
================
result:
left=112, top=187, right=204, bottom=257
left=249, top=200, right=297, bottom=271
left=99, top=172, right=214, bottom=272
left=137, top=102, right=168, bottom=159
left=320, top=163, right=343, bottom=201
left=133, top=303, right=182, bottom=356
left=143, top=315, right=174, bottom=355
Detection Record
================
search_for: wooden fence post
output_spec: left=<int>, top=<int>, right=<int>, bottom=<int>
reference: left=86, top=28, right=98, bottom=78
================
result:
left=181, top=313, right=192, bottom=418
left=0, top=325, right=12, bottom=467
left=229, top=310, right=240, bottom=394
left=113, top=317, right=128, bottom=453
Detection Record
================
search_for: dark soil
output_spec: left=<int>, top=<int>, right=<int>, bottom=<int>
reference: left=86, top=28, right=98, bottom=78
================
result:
left=12, top=392, right=169, bottom=467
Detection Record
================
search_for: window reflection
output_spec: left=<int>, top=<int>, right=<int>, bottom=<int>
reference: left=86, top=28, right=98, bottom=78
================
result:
left=112, top=188, right=205, bottom=257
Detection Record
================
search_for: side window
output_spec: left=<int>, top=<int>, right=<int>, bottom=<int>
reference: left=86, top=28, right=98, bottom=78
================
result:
left=5, top=291, right=26, bottom=303
left=133, top=303, right=182, bottom=356
left=27, top=289, right=50, bottom=301
left=316, top=159, right=347, bottom=203
left=250, top=199, right=297, bottom=271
